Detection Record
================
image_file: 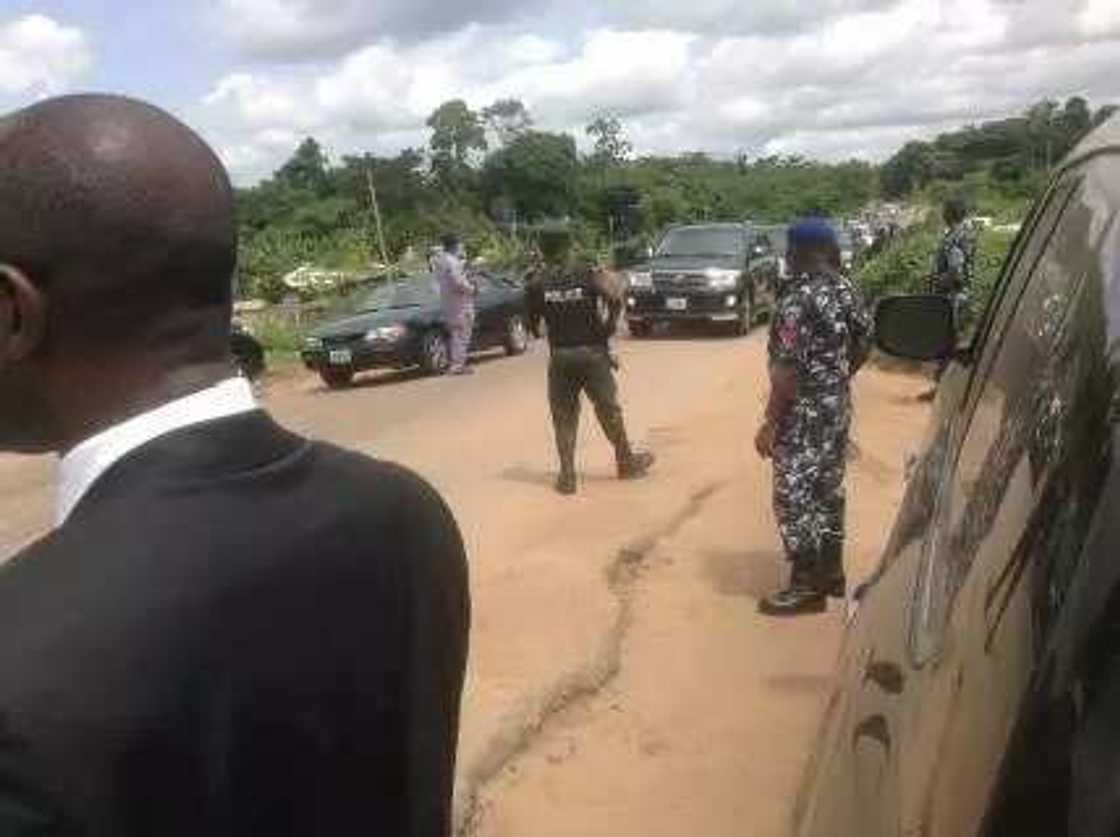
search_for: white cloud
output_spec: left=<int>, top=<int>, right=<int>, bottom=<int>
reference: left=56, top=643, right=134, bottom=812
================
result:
left=212, top=0, right=541, bottom=58
left=194, top=0, right=1120, bottom=184
left=0, top=14, right=93, bottom=97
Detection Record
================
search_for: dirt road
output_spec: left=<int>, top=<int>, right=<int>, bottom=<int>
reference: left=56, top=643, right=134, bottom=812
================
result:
left=0, top=330, right=929, bottom=836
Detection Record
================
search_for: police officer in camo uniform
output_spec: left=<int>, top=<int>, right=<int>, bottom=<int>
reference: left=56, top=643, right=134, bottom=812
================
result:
left=931, top=196, right=976, bottom=303
left=755, top=218, right=872, bottom=616
left=526, top=224, right=654, bottom=495
left=920, top=196, right=977, bottom=399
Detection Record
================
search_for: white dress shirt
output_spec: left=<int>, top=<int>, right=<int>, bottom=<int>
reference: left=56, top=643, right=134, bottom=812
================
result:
left=56, top=377, right=258, bottom=526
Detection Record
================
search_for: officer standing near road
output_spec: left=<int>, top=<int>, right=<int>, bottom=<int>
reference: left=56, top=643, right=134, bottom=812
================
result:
left=930, top=196, right=976, bottom=303
left=755, top=218, right=871, bottom=617
left=526, top=224, right=654, bottom=495
left=920, top=196, right=977, bottom=399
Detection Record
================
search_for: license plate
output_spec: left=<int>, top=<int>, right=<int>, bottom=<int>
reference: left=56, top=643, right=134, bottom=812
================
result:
left=329, top=349, right=352, bottom=365
left=665, top=297, right=688, bottom=311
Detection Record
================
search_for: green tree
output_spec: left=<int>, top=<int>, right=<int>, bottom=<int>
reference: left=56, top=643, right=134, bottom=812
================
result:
left=586, top=113, right=633, bottom=166
left=427, top=100, right=488, bottom=190
left=481, top=98, right=533, bottom=146
left=276, top=137, right=331, bottom=195
left=482, top=130, right=578, bottom=220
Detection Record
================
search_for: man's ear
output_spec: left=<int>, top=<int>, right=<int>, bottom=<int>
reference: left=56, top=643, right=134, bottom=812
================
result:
left=0, top=264, right=47, bottom=362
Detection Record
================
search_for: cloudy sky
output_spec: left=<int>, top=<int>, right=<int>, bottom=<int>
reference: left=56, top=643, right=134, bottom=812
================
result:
left=2, top=0, right=1118, bottom=184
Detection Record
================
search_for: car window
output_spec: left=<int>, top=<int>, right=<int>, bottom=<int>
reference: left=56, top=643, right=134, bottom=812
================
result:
left=910, top=170, right=1089, bottom=663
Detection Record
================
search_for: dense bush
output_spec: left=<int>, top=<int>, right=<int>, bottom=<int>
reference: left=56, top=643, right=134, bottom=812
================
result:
left=856, top=221, right=1019, bottom=320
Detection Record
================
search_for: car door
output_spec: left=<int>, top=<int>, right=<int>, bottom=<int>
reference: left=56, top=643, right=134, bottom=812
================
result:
left=893, top=167, right=1094, bottom=837
left=470, top=272, right=505, bottom=347
left=797, top=171, right=1084, bottom=837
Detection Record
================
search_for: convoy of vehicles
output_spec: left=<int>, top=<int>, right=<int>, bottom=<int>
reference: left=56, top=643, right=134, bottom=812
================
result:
left=796, top=114, right=1120, bottom=836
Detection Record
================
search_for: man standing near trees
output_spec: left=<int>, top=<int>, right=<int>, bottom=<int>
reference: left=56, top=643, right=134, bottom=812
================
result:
left=434, top=233, right=478, bottom=375
left=526, top=224, right=654, bottom=495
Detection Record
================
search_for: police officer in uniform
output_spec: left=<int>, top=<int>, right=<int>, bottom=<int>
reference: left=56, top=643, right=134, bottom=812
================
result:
left=755, top=219, right=872, bottom=616
left=526, top=225, right=654, bottom=495
left=920, top=196, right=977, bottom=399
left=931, top=196, right=976, bottom=301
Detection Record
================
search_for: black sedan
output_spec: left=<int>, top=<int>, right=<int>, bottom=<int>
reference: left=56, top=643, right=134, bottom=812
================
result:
left=300, top=271, right=530, bottom=388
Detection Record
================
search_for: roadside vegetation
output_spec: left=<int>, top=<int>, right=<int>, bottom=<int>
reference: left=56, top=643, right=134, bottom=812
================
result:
left=236, top=95, right=1115, bottom=353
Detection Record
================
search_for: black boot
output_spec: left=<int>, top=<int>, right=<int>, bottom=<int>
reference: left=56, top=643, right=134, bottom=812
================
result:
left=555, top=470, right=577, bottom=496
left=618, top=450, right=655, bottom=480
left=758, top=559, right=827, bottom=617
left=818, top=538, right=847, bottom=599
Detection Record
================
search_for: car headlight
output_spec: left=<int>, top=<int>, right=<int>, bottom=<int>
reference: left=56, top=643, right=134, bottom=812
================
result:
left=705, top=268, right=740, bottom=290
left=628, top=270, right=653, bottom=289
left=304, top=336, right=323, bottom=350
left=364, top=324, right=407, bottom=343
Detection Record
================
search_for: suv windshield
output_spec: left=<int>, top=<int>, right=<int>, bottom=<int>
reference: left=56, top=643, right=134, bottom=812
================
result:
left=657, top=227, right=744, bottom=258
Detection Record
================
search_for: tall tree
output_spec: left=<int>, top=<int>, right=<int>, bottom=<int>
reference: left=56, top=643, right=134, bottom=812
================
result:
left=427, top=100, right=488, bottom=187
left=276, top=137, right=330, bottom=195
left=586, top=113, right=633, bottom=166
left=482, top=98, right=533, bottom=146
left=482, top=130, right=578, bottom=220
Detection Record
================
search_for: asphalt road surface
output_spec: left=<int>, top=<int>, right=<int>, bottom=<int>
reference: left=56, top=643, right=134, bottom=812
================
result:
left=0, top=329, right=930, bottom=836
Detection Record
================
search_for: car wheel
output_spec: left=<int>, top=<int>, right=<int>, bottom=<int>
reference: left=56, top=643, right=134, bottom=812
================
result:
left=629, top=320, right=652, bottom=338
left=320, top=367, right=354, bottom=389
left=504, top=314, right=529, bottom=355
left=420, top=330, right=451, bottom=375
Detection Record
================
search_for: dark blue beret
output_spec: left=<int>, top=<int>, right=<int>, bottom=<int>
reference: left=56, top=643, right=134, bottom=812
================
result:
left=787, top=218, right=839, bottom=249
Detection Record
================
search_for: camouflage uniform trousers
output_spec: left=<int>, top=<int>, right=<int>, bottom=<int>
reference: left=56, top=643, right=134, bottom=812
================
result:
left=772, top=390, right=852, bottom=562
left=548, top=346, right=631, bottom=474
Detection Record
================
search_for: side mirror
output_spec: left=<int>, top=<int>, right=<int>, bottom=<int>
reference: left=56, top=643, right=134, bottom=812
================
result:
left=875, top=295, right=956, bottom=361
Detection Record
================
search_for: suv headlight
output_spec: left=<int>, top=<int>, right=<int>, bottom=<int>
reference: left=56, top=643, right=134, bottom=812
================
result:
left=304, top=336, right=323, bottom=350
left=364, top=324, right=407, bottom=343
left=705, top=268, right=740, bottom=290
left=628, top=270, right=653, bottom=289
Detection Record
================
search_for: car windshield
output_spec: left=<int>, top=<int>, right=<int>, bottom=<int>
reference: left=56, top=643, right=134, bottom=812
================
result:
left=657, top=228, right=744, bottom=258
left=350, top=276, right=438, bottom=312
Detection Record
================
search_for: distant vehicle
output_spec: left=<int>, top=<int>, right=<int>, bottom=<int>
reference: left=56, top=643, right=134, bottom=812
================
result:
left=300, top=271, right=529, bottom=388
left=796, top=114, right=1120, bottom=836
left=624, top=222, right=776, bottom=337
left=230, top=322, right=265, bottom=381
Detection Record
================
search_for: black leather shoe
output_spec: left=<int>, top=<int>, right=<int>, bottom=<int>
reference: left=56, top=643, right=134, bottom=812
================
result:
left=618, top=450, right=655, bottom=480
left=555, top=472, right=577, bottom=495
left=758, top=584, right=828, bottom=616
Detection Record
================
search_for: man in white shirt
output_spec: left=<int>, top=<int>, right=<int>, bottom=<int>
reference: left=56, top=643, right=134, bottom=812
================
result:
left=0, top=93, right=469, bottom=836
left=432, top=233, right=478, bottom=375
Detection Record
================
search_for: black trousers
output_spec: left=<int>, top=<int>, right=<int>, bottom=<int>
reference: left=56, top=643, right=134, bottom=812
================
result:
left=548, top=346, right=631, bottom=474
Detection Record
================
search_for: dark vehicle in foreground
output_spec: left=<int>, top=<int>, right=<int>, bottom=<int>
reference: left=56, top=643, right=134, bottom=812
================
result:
left=300, top=272, right=529, bottom=388
left=796, top=116, right=1120, bottom=836
left=624, top=222, right=776, bottom=336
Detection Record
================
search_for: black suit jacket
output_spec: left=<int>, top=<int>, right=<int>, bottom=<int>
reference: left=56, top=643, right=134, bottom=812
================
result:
left=0, top=412, right=470, bottom=836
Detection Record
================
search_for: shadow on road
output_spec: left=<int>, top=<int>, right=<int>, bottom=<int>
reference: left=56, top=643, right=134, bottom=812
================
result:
left=702, top=548, right=783, bottom=599
left=499, top=464, right=615, bottom=489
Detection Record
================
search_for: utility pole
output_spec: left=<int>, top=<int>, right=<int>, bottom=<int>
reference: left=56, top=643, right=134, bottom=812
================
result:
left=366, top=165, right=389, bottom=267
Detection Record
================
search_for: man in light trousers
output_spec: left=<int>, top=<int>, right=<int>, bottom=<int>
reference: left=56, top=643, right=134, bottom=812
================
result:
left=434, top=234, right=478, bottom=375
